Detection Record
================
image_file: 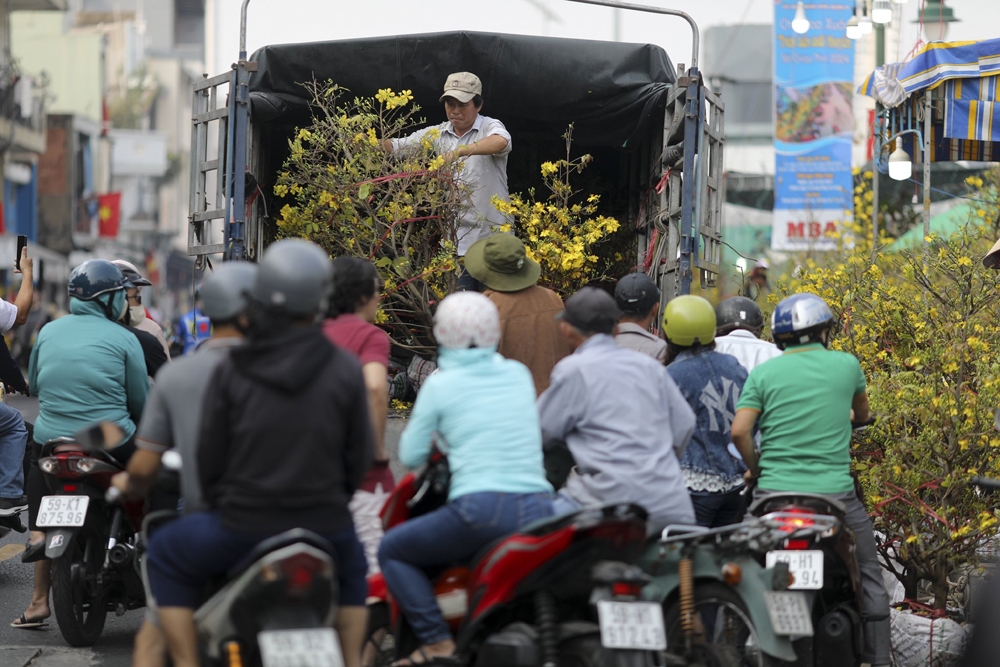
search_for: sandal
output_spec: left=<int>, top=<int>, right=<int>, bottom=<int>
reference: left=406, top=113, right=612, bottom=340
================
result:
left=391, top=648, right=462, bottom=667
left=10, top=613, right=48, bottom=629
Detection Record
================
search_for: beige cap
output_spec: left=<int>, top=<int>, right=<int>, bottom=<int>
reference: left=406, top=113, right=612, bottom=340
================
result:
left=984, top=236, right=1000, bottom=268
left=440, top=71, right=482, bottom=103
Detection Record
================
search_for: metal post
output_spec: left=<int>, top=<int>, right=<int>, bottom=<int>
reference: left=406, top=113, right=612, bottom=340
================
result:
left=923, top=89, right=932, bottom=246
left=240, top=0, right=252, bottom=60
left=565, top=0, right=699, bottom=68
left=872, top=106, right=880, bottom=260
left=679, top=73, right=701, bottom=295
left=225, top=0, right=253, bottom=260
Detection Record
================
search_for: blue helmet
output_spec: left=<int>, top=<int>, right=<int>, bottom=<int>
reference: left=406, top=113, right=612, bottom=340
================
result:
left=771, top=293, right=834, bottom=350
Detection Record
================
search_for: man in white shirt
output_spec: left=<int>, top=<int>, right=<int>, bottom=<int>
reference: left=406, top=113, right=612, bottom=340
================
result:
left=0, top=246, right=33, bottom=516
left=385, top=72, right=511, bottom=291
left=713, top=296, right=781, bottom=372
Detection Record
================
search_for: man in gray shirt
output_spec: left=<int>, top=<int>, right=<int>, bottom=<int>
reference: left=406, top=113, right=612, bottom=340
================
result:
left=110, top=261, right=257, bottom=667
left=613, top=272, right=667, bottom=363
left=538, top=287, right=696, bottom=533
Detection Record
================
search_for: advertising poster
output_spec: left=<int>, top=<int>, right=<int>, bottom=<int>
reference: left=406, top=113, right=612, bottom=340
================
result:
left=772, top=1, right=855, bottom=251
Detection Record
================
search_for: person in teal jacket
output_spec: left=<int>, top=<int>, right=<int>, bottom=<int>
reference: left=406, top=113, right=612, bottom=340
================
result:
left=13, top=259, right=148, bottom=630
left=378, top=291, right=553, bottom=666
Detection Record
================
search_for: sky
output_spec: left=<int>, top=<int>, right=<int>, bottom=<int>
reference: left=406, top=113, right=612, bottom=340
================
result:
left=213, top=0, right=999, bottom=81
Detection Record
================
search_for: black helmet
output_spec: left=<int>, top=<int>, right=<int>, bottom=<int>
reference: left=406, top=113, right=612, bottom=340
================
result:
left=715, top=296, right=764, bottom=336
left=199, top=262, right=259, bottom=323
left=111, top=259, right=152, bottom=287
left=68, top=260, right=131, bottom=301
left=252, top=239, right=332, bottom=319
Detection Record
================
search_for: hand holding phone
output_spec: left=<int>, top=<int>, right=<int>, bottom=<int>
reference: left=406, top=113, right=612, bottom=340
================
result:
left=14, top=235, right=27, bottom=273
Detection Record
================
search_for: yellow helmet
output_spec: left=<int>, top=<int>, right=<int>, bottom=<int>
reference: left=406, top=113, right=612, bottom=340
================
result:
left=662, top=295, right=716, bottom=346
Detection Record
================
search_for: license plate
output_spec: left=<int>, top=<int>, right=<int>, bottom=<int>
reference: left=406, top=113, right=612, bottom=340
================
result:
left=36, top=495, right=90, bottom=527
left=258, top=628, right=343, bottom=667
left=763, top=591, right=814, bottom=636
left=596, top=600, right=667, bottom=650
left=766, top=549, right=824, bottom=589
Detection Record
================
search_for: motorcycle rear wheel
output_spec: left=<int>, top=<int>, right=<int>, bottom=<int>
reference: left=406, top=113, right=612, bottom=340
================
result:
left=557, top=634, right=611, bottom=667
left=52, top=531, right=108, bottom=647
left=662, top=582, right=776, bottom=667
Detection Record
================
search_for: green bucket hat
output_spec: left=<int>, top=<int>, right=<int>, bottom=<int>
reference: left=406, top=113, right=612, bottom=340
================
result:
left=464, top=234, right=541, bottom=292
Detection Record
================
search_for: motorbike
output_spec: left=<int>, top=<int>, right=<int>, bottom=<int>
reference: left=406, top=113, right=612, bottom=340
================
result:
left=638, top=510, right=841, bottom=667
left=35, top=423, right=147, bottom=646
left=366, top=450, right=654, bottom=667
left=743, top=493, right=864, bottom=667
left=133, top=451, right=344, bottom=667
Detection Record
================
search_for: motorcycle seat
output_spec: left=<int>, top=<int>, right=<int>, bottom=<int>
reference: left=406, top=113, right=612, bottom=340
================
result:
left=520, top=502, right=648, bottom=536
left=748, top=491, right=848, bottom=519
left=464, top=503, right=648, bottom=571
left=226, top=528, right=334, bottom=579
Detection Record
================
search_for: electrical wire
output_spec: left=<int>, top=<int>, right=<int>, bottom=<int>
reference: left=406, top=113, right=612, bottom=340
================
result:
left=901, top=176, right=997, bottom=205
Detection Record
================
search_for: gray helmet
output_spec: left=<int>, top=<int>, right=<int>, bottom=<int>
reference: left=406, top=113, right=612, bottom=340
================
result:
left=199, top=261, right=259, bottom=323
left=252, top=239, right=332, bottom=318
left=111, top=259, right=152, bottom=287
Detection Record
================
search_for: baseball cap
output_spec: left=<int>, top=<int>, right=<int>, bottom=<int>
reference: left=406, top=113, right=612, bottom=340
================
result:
left=440, top=72, right=482, bottom=104
left=614, top=273, right=659, bottom=315
left=557, top=287, right=620, bottom=335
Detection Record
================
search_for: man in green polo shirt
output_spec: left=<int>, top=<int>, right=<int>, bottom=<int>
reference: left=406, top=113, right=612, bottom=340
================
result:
left=730, top=292, right=889, bottom=667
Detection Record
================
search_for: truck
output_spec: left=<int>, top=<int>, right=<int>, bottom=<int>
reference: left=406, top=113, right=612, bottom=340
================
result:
left=187, top=0, right=724, bottom=307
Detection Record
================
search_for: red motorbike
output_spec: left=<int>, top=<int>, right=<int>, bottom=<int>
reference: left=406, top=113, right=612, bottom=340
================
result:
left=365, top=451, right=655, bottom=667
left=35, top=425, right=149, bottom=647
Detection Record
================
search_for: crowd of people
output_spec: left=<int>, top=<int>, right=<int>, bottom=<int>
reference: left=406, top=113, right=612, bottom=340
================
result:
left=0, top=67, right=892, bottom=667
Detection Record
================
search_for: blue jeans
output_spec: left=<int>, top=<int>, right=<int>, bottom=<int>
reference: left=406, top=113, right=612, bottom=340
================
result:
left=689, top=488, right=744, bottom=528
left=0, top=403, right=28, bottom=498
left=146, top=510, right=368, bottom=608
left=378, top=491, right=553, bottom=644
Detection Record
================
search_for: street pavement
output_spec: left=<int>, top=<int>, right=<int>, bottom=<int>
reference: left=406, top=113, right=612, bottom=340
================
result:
left=0, top=397, right=409, bottom=667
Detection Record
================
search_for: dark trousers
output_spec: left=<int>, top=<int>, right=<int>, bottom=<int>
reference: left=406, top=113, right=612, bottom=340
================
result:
left=689, top=487, right=745, bottom=528
left=145, top=510, right=368, bottom=608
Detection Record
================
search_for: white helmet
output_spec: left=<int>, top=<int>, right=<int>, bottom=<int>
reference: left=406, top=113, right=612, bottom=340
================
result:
left=433, top=292, right=501, bottom=350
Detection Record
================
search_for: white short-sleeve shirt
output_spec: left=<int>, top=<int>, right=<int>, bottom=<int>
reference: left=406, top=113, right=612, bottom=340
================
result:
left=0, top=300, right=17, bottom=333
left=392, top=114, right=512, bottom=255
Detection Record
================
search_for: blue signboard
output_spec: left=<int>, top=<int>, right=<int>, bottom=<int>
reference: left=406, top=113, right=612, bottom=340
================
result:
left=772, top=1, right=855, bottom=250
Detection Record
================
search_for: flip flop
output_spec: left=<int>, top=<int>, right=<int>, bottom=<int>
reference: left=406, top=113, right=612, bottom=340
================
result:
left=10, top=613, right=48, bottom=629
left=391, top=648, right=462, bottom=667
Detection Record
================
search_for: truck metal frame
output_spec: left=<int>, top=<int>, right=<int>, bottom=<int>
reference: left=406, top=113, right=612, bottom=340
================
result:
left=188, top=0, right=724, bottom=298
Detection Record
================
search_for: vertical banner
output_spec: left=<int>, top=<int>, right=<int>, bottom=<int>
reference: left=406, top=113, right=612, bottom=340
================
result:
left=772, top=1, right=855, bottom=250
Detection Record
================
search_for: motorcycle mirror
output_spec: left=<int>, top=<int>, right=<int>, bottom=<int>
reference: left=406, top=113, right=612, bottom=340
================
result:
left=994, top=408, right=1000, bottom=432
left=73, top=421, right=126, bottom=451
left=162, top=450, right=183, bottom=471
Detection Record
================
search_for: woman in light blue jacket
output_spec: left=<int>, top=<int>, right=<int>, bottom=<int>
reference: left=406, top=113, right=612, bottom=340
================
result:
left=378, top=291, right=553, bottom=666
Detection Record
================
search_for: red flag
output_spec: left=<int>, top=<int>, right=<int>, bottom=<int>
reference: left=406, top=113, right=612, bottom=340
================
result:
left=98, top=193, right=121, bottom=238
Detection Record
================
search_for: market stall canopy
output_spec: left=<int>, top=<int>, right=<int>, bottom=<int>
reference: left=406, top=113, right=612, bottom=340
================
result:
left=247, top=31, right=676, bottom=149
left=860, top=38, right=1000, bottom=142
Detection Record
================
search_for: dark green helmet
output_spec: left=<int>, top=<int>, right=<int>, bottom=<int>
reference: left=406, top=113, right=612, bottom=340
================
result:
left=68, top=260, right=131, bottom=301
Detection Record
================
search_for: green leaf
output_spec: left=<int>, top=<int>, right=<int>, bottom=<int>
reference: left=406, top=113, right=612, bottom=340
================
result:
left=358, top=183, right=371, bottom=199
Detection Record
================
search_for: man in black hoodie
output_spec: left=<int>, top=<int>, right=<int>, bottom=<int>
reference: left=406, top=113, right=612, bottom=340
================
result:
left=145, top=241, right=372, bottom=667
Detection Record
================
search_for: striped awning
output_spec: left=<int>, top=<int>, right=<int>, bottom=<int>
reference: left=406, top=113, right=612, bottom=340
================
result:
left=860, top=39, right=1000, bottom=104
left=860, top=38, right=1000, bottom=142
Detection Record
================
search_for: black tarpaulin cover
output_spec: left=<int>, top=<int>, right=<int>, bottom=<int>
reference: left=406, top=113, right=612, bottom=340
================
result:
left=248, top=31, right=675, bottom=149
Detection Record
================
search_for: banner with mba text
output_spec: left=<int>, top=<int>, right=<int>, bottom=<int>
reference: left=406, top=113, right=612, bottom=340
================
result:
left=772, top=1, right=855, bottom=251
